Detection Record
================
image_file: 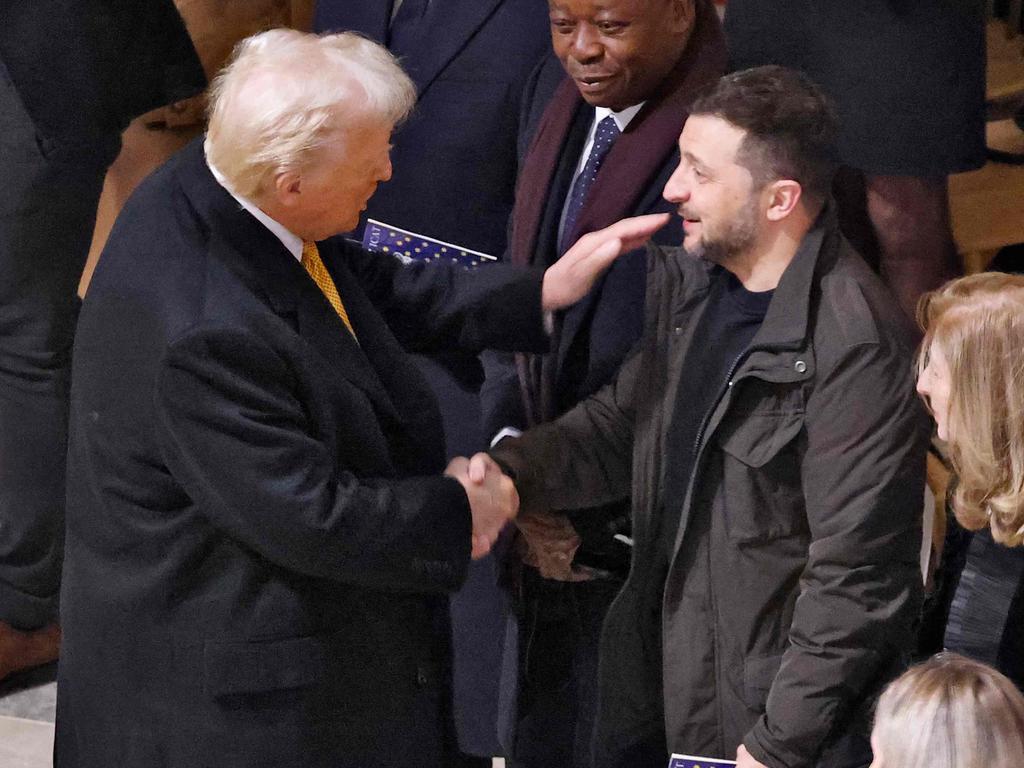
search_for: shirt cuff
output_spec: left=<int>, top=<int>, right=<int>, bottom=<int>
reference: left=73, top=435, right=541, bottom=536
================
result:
left=490, top=426, right=523, bottom=449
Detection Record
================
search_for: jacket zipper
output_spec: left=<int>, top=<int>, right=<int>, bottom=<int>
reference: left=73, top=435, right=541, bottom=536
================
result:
left=688, top=350, right=748, bottom=468
left=680, top=348, right=751, bottom=758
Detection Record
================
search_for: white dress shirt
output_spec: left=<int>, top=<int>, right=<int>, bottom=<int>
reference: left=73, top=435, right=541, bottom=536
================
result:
left=557, top=102, right=646, bottom=244
left=206, top=154, right=303, bottom=263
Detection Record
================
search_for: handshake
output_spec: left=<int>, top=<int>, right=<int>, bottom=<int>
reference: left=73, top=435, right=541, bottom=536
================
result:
left=445, top=453, right=518, bottom=559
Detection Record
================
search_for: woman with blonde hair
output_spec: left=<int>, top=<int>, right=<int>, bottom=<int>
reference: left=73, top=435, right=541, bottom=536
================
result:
left=870, top=653, right=1024, bottom=768
left=916, top=272, right=1024, bottom=688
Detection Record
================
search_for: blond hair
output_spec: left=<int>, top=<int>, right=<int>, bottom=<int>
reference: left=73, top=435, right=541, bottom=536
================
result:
left=917, top=273, right=1024, bottom=547
left=204, top=29, right=416, bottom=199
left=872, top=653, right=1024, bottom=768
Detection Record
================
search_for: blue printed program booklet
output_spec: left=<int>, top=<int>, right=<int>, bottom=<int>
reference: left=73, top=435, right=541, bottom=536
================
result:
left=668, top=754, right=737, bottom=768
left=361, top=219, right=497, bottom=269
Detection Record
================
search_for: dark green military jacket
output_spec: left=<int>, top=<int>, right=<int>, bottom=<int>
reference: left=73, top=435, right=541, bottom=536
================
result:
left=494, top=208, right=928, bottom=768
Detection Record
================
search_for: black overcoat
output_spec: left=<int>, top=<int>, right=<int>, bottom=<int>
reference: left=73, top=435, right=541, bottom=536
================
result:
left=57, top=141, right=548, bottom=768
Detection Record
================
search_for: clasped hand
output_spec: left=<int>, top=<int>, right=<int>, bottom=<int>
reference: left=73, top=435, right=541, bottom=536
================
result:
left=445, top=453, right=518, bottom=559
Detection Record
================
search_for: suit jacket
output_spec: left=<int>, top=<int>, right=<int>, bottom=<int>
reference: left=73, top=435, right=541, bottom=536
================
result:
left=0, top=0, right=205, bottom=147
left=57, top=140, right=549, bottom=768
left=314, top=0, right=549, bottom=258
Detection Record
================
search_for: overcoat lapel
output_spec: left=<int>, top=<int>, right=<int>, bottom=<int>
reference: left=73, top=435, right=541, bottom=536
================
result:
left=510, top=78, right=584, bottom=268
left=318, top=242, right=449, bottom=469
left=178, top=143, right=402, bottom=428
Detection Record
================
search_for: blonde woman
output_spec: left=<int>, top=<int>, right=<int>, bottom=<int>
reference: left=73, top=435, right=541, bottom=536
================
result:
left=916, top=272, right=1024, bottom=688
left=870, top=653, right=1024, bottom=768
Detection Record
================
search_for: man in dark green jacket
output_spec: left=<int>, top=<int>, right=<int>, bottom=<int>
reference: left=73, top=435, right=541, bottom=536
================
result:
left=486, top=67, right=928, bottom=768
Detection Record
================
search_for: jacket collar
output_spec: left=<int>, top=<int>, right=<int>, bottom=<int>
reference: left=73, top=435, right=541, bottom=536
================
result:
left=749, top=204, right=833, bottom=351
left=177, top=141, right=303, bottom=316
left=733, top=205, right=839, bottom=385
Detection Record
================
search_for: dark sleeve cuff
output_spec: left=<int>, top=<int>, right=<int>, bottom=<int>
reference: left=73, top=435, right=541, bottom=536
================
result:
left=744, top=718, right=797, bottom=768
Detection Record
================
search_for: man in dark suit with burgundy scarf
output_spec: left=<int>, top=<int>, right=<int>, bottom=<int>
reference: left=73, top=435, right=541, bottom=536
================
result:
left=480, top=1, right=726, bottom=765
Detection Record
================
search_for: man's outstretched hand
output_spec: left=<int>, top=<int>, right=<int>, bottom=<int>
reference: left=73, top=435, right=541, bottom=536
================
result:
left=541, top=213, right=670, bottom=312
left=445, top=453, right=518, bottom=559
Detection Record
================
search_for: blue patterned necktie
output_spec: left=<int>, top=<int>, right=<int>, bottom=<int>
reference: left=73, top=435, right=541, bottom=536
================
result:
left=559, top=115, right=621, bottom=255
left=389, top=0, right=430, bottom=57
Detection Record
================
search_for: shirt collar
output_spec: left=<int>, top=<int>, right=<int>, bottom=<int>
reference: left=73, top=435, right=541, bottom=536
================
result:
left=594, top=102, right=646, bottom=133
left=206, top=153, right=304, bottom=263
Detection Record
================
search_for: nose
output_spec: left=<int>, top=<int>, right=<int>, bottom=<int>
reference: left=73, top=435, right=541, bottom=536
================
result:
left=915, top=369, right=929, bottom=398
left=569, top=24, right=603, bottom=64
left=663, top=164, right=690, bottom=205
left=380, top=153, right=393, bottom=183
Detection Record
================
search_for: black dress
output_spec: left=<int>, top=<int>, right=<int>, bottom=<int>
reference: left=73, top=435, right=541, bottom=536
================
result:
left=724, top=0, right=987, bottom=176
left=944, top=528, right=1024, bottom=689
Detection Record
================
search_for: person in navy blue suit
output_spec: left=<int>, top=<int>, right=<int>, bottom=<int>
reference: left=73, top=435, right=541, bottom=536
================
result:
left=313, top=2, right=552, bottom=761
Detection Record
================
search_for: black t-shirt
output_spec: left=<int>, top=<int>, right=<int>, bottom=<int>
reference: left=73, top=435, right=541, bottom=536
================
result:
left=661, top=266, right=774, bottom=554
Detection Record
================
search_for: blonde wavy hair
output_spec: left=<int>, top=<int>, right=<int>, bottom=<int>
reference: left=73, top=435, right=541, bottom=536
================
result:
left=871, top=653, right=1024, bottom=768
left=204, top=29, right=416, bottom=200
left=917, top=272, right=1024, bottom=546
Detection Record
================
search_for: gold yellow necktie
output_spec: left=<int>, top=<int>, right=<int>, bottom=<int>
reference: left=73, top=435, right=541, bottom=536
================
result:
left=301, top=241, right=357, bottom=340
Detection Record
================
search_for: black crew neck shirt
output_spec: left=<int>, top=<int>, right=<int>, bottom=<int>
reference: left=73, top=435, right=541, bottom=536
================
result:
left=661, top=266, right=774, bottom=555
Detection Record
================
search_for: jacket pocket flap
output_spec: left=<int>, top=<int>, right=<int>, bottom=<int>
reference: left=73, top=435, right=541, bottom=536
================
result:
left=204, top=634, right=327, bottom=698
left=716, top=412, right=803, bottom=468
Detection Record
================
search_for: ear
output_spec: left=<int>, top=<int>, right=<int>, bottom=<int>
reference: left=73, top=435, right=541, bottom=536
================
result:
left=764, top=179, right=802, bottom=222
left=271, top=170, right=303, bottom=209
left=667, top=0, right=696, bottom=35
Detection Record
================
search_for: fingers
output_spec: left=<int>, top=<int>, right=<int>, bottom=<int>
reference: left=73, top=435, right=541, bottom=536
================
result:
left=534, top=536, right=581, bottom=580
left=584, top=236, right=623, bottom=272
left=444, top=456, right=469, bottom=481
left=471, top=533, right=492, bottom=560
left=517, top=512, right=580, bottom=579
left=604, top=212, right=670, bottom=245
left=446, top=457, right=519, bottom=559
left=464, top=460, right=518, bottom=560
left=575, top=213, right=670, bottom=263
left=468, top=452, right=495, bottom=484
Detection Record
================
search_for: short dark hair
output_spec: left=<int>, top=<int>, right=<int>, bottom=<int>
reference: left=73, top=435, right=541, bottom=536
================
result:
left=690, top=65, right=839, bottom=207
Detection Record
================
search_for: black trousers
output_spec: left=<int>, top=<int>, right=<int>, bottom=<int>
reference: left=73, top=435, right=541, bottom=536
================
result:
left=508, top=569, right=625, bottom=768
left=0, top=61, right=120, bottom=629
